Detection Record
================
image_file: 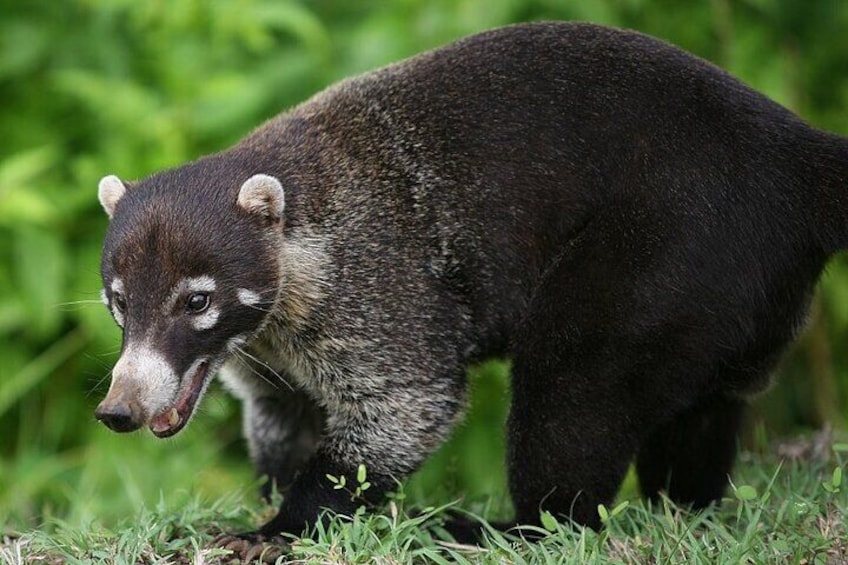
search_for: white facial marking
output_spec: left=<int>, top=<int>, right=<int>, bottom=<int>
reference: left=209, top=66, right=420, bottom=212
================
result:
left=100, top=288, right=108, bottom=306
left=191, top=305, right=220, bottom=331
left=226, top=333, right=248, bottom=353
left=186, top=276, right=216, bottom=293
left=111, top=342, right=178, bottom=418
left=237, top=288, right=262, bottom=307
left=110, top=278, right=125, bottom=327
left=108, top=343, right=214, bottom=430
left=164, top=275, right=218, bottom=314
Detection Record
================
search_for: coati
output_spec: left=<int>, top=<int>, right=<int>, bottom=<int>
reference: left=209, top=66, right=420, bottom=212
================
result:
left=95, top=21, right=848, bottom=538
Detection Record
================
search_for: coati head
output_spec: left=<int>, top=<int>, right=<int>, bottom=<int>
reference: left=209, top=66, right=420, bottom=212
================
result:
left=96, top=158, right=284, bottom=438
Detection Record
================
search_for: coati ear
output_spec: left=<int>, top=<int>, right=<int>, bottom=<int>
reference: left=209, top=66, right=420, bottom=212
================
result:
left=237, top=174, right=285, bottom=221
left=98, top=175, right=127, bottom=218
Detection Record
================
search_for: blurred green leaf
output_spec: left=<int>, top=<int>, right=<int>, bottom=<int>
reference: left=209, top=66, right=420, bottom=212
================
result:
left=735, top=485, right=758, bottom=501
left=0, top=329, right=88, bottom=419
left=13, top=227, right=67, bottom=337
left=255, top=1, right=330, bottom=54
left=0, top=146, right=59, bottom=189
left=0, top=19, right=49, bottom=79
left=0, top=147, right=60, bottom=226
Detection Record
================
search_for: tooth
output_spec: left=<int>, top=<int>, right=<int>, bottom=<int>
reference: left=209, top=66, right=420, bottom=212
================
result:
left=168, top=408, right=180, bottom=426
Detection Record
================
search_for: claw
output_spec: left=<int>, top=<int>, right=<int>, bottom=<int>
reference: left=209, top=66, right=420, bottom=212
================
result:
left=209, top=531, right=288, bottom=563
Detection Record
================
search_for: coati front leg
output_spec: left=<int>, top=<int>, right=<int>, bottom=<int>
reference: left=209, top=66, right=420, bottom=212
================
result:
left=244, top=391, right=325, bottom=499
left=218, top=362, right=324, bottom=499
left=255, top=377, right=467, bottom=537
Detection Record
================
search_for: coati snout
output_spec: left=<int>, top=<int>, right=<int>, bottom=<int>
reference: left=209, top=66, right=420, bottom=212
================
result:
left=95, top=22, right=848, bottom=543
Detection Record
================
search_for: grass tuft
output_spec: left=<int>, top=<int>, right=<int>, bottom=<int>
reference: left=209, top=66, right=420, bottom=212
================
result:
left=3, top=437, right=845, bottom=564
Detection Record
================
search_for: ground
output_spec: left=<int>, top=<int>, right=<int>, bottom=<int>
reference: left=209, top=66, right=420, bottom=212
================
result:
left=1, top=430, right=846, bottom=564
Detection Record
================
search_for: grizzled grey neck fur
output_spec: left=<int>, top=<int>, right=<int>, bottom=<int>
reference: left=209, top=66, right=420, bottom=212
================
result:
left=96, top=22, right=848, bottom=541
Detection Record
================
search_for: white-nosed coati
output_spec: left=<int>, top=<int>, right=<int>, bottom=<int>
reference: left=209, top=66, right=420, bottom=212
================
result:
left=95, top=22, right=848, bottom=541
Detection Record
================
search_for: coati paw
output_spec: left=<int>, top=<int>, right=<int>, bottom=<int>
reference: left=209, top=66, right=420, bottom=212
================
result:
left=211, top=531, right=288, bottom=563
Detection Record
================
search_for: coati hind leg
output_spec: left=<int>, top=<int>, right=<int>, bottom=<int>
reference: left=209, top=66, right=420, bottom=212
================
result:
left=636, top=391, right=745, bottom=508
left=508, top=345, right=644, bottom=531
left=505, top=218, right=719, bottom=532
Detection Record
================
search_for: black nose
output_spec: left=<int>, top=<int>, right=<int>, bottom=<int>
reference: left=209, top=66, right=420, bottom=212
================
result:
left=95, top=402, right=142, bottom=433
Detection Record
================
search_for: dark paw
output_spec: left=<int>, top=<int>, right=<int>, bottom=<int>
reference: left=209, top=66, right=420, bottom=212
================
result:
left=211, top=531, right=288, bottom=563
left=437, top=510, right=517, bottom=545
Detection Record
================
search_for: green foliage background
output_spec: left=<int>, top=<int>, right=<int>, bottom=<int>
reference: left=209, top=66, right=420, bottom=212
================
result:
left=1, top=0, right=847, bottom=532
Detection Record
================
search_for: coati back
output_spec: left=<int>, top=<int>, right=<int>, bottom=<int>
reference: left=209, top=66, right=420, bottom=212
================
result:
left=95, top=22, right=848, bottom=540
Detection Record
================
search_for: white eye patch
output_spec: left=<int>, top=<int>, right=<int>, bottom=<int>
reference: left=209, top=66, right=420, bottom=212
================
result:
left=109, top=278, right=125, bottom=327
left=161, top=276, right=221, bottom=331
left=191, top=305, right=220, bottom=331
left=237, top=288, right=262, bottom=307
left=185, top=276, right=216, bottom=293
left=164, top=276, right=218, bottom=314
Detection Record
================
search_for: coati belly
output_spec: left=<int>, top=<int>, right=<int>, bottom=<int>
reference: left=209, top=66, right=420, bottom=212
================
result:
left=94, top=22, right=848, bottom=538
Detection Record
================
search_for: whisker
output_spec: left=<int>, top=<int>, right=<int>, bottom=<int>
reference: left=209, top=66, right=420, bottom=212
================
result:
left=232, top=350, right=282, bottom=391
left=82, top=353, right=116, bottom=371
left=53, top=299, right=106, bottom=310
left=243, top=302, right=272, bottom=313
left=233, top=349, right=288, bottom=392
left=87, top=370, right=113, bottom=398
left=234, top=346, right=293, bottom=391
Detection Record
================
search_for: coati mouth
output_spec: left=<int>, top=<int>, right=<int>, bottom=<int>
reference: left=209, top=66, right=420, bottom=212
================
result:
left=148, top=360, right=210, bottom=438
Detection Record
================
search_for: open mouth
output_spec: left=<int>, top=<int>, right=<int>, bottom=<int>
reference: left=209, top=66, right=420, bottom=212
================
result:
left=148, top=360, right=210, bottom=438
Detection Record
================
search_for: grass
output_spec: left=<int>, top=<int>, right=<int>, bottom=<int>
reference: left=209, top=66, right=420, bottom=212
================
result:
left=1, top=434, right=846, bottom=564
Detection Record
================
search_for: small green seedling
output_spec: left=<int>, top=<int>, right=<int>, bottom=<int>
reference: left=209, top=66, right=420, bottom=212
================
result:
left=326, top=473, right=346, bottom=490
left=325, top=464, right=372, bottom=502
left=540, top=510, right=559, bottom=532
left=734, top=484, right=758, bottom=502
left=597, top=500, right=629, bottom=524
left=822, top=465, right=843, bottom=494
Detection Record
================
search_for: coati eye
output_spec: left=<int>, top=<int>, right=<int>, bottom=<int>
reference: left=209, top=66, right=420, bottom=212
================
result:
left=113, top=292, right=127, bottom=313
left=186, top=293, right=210, bottom=313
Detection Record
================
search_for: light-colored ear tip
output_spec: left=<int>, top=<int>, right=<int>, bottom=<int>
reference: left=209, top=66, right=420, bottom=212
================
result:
left=237, top=174, right=285, bottom=220
left=98, top=175, right=127, bottom=218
